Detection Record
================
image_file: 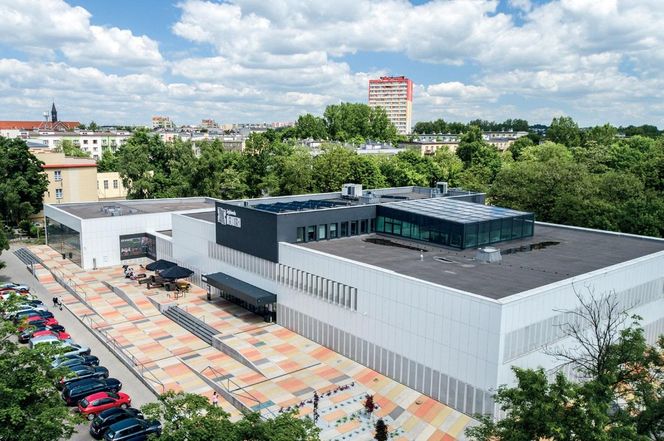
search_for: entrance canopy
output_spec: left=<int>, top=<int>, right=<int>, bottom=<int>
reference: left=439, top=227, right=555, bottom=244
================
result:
left=202, top=272, right=276, bottom=307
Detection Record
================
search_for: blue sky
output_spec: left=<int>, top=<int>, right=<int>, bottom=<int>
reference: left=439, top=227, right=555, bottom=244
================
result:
left=0, top=0, right=662, bottom=127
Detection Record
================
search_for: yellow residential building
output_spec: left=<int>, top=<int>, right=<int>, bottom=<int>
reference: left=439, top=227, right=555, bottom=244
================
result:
left=97, top=172, right=128, bottom=200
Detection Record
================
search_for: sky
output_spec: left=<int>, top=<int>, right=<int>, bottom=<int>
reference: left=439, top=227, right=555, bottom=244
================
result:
left=0, top=0, right=663, bottom=127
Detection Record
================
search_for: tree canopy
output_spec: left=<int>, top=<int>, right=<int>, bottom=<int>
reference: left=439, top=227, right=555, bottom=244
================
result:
left=466, top=291, right=664, bottom=441
left=111, top=114, right=664, bottom=239
left=55, top=139, right=89, bottom=158
left=0, top=298, right=83, bottom=441
left=0, top=137, right=49, bottom=226
left=141, top=391, right=320, bottom=441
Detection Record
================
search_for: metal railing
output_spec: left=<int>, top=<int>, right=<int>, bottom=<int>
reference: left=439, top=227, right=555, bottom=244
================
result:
left=82, top=313, right=165, bottom=394
left=201, top=365, right=276, bottom=419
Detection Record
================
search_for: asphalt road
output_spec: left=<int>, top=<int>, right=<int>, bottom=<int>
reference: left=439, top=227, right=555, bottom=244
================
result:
left=2, top=246, right=157, bottom=440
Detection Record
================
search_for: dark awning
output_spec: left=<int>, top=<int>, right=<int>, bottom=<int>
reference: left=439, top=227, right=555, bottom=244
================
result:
left=202, top=272, right=276, bottom=307
left=145, top=259, right=177, bottom=271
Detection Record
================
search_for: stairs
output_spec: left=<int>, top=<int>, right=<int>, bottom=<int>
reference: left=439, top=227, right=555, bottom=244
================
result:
left=13, top=247, right=41, bottom=266
left=163, top=306, right=219, bottom=345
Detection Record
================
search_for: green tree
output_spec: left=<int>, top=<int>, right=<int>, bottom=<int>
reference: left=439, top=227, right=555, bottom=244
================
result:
left=115, top=130, right=195, bottom=199
left=312, top=146, right=356, bottom=192
left=0, top=222, right=8, bottom=269
left=547, top=116, right=581, bottom=148
left=0, top=137, right=49, bottom=226
left=585, top=123, right=618, bottom=147
left=54, top=139, right=89, bottom=158
left=323, top=103, right=397, bottom=143
left=507, top=136, right=534, bottom=160
left=467, top=292, right=664, bottom=441
left=87, top=121, right=99, bottom=131
left=141, top=391, right=320, bottom=441
left=0, top=299, right=83, bottom=441
left=273, top=146, right=314, bottom=196
left=296, top=114, right=328, bottom=140
left=96, top=149, right=119, bottom=172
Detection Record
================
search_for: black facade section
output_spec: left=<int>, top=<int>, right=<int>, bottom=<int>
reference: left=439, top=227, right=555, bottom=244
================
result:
left=215, top=201, right=377, bottom=262
left=276, top=205, right=377, bottom=244
left=215, top=202, right=279, bottom=261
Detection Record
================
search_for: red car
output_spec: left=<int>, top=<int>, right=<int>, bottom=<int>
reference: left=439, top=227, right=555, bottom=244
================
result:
left=78, top=392, right=131, bottom=420
left=18, top=316, right=59, bottom=331
left=32, top=329, right=71, bottom=341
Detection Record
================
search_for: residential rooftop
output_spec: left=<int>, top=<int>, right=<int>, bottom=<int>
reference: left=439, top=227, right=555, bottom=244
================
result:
left=297, top=225, right=664, bottom=300
left=53, top=197, right=215, bottom=219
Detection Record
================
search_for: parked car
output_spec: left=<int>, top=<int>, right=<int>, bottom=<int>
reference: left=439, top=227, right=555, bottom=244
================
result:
left=29, top=334, right=62, bottom=349
left=32, top=329, right=72, bottom=341
left=19, top=324, right=66, bottom=343
left=79, top=391, right=131, bottom=420
left=62, top=378, right=122, bottom=406
left=89, top=407, right=143, bottom=439
left=52, top=354, right=100, bottom=368
left=103, top=418, right=161, bottom=441
left=18, top=316, right=59, bottom=331
left=0, top=283, right=29, bottom=292
left=58, top=365, right=110, bottom=389
left=6, top=306, right=49, bottom=321
left=11, top=309, right=54, bottom=322
left=59, top=342, right=92, bottom=357
left=0, top=291, right=35, bottom=301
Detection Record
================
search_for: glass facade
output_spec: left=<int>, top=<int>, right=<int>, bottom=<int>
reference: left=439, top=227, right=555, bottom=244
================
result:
left=46, top=217, right=81, bottom=266
left=375, top=206, right=534, bottom=249
left=296, top=218, right=373, bottom=243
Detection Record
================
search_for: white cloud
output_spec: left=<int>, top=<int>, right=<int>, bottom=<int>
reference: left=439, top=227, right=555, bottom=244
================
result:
left=0, top=0, right=162, bottom=68
left=3, top=0, right=664, bottom=126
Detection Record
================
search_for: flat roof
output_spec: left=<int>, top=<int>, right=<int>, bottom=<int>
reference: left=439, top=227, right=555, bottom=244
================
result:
left=296, top=225, right=664, bottom=300
left=184, top=211, right=215, bottom=223
left=385, top=198, right=531, bottom=223
left=52, top=198, right=215, bottom=219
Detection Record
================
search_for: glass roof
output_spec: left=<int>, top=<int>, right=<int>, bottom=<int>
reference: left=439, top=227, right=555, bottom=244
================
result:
left=253, top=199, right=347, bottom=213
left=386, top=198, right=531, bottom=223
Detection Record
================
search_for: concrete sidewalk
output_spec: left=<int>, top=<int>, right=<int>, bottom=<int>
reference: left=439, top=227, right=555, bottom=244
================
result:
left=1, top=246, right=156, bottom=441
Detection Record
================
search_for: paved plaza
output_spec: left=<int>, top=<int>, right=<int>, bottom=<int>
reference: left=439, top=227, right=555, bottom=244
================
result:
left=25, top=245, right=474, bottom=440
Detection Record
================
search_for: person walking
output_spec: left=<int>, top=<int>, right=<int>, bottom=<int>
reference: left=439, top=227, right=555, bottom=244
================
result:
left=58, top=296, right=63, bottom=311
left=52, top=296, right=58, bottom=308
left=211, top=391, right=219, bottom=407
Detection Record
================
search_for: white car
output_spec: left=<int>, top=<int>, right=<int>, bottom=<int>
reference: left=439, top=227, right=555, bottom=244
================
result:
left=29, top=335, right=61, bottom=349
left=0, top=284, right=29, bottom=291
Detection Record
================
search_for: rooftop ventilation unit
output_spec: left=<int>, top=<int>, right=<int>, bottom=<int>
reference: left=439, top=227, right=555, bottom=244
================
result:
left=341, top=183, right=363, bottom=199
left=475, top=247, right=502, bottom=263
left=436, top=181, right=449, bottom=196
left=359, top=191, right=380, bottom=205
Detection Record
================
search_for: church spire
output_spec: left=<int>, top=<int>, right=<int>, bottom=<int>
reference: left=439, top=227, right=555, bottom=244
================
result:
left=51, top=101, right=58, bottom=123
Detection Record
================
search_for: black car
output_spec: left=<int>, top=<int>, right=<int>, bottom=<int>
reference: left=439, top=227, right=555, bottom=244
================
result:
left=13, top=309, right=54, bottom=322
left=62, top=378, right=122, bottom=406
left=18, top=324, right=66, bottom=343
left=89, top=408, right=143, bottom=439
left=58, top=365, right=110, bottom=389
left=52, top=354, right=100, bottom=368
left=104, top=418, right=161, bottom=441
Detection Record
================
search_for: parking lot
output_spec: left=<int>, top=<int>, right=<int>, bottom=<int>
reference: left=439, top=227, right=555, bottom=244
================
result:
left=1, top=247, right=157, bottom=440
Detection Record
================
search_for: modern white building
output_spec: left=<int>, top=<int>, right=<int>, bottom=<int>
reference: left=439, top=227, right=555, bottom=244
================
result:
left=42, top=186, right=664, bottom=417
left=26, top=131, right=131, bottom=160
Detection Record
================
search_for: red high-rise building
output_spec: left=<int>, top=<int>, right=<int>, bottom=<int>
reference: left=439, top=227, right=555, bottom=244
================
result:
left=368, top=76, right=413, bottom=135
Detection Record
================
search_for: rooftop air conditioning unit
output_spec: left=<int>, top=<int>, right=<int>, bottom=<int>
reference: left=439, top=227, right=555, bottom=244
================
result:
left=341, top=183, right=363, bottom=199
left=436, top=181, right=449, bottom=196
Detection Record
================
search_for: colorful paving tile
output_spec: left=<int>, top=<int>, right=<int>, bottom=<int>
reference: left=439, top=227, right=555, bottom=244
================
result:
left=29, top=246, right=475, bottom=440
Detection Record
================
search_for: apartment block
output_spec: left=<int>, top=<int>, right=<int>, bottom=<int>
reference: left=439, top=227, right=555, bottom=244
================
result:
left=368, top=76, right=413, bottom=135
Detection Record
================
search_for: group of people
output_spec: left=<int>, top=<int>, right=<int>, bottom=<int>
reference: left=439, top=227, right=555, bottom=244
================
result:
left=277, top=382, right=357, bottom=415
left=122, top=264, right=145, bottom=280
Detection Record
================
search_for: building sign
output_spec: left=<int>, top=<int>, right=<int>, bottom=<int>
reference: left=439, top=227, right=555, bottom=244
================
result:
left=217, top=207, right=242, bottom=228
left=119, top=233, right=156, bottom=260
